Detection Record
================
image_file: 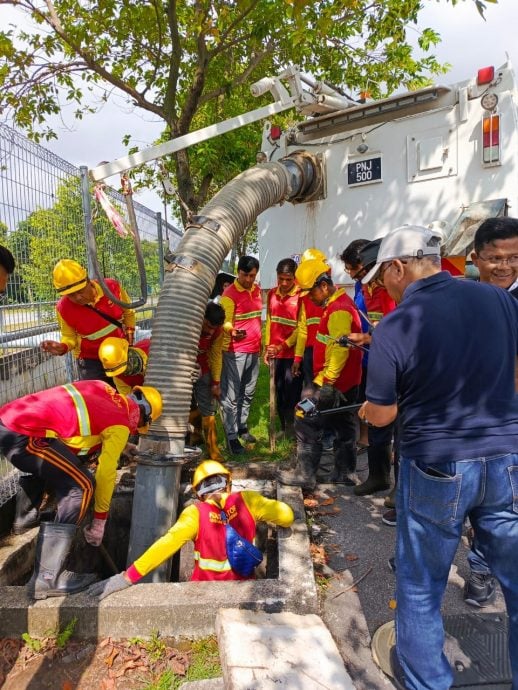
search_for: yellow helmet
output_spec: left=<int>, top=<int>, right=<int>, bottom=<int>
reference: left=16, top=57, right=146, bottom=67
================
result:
left=130, top=385, right=163, bottom=433
left=301, top=247, right=327, bottom=263
left=99, top=337, right=129, bottom=377
left=192, top=460, right=231, bottom=493
left=295, top=258, right=332, bottom=290
left=53, top=259, right=88, bottom=295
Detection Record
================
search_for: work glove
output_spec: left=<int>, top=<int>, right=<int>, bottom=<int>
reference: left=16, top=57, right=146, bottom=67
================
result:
left=87, top=573, right=131, bottom=601
left=83, top=517, right=107, bottom=547
left=317, top=384, right=339, bottom=411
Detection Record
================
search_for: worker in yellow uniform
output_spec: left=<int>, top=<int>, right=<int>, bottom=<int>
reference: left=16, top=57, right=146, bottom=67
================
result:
left=41, top=259, right=136, bottom=384
left=87, top=460, right=294, bottom=597
left=0, top=380, right=163, bottom=599
left=98, top=337, right=150, bottom=395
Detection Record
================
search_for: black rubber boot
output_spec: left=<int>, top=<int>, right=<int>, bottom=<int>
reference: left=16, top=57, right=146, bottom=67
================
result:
left=278, top=443, right=319, bottom=491
left=354, top=445, right=391, bottom=496
left=12, top=475, right=45, bottom=535
left=329, top=442, right=356, bottom=486
left=26, top=522, right=97, bottom=600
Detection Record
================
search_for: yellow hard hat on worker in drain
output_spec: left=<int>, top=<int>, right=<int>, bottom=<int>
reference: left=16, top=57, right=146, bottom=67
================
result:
left=53, top=259, right=88, bottom=295
left=192, top=460, right=231, bottom=493
left=128, top=385, right=163, bottom=433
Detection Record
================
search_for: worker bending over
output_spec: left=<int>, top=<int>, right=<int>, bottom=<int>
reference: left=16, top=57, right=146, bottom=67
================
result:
left=88, top=460, right=294, bottom=598
left=0, top=380, right=162, bottom=599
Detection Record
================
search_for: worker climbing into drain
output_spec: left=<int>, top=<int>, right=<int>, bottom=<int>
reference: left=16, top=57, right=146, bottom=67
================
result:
left=98, top=301, right=226, bottom=460
left=87, top=460, right=295, bottom=598
left=0, top=380, right=163, bottom=599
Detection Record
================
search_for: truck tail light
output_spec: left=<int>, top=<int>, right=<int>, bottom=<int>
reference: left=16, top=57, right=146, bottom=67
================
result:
left=477, top=66, right=495, bottom=85
left=482, top=113, right=500, bottom=163
left=269, top=125, right=282, bottom=141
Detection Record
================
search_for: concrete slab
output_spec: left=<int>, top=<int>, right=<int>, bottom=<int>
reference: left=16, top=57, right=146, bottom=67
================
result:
left=0, top=483, right=318, bottom=639
left=179, top=679, right=224, bottom=689
left=0, top=528, right=37, bottom=585
left=216, top=608, right=355, bottom=689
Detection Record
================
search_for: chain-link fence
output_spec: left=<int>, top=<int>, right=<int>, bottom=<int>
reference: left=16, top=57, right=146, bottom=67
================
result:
left=0, top=123, right=182, bottom=504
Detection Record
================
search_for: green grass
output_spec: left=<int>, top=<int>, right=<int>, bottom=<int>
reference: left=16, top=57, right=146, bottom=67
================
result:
left=216, top=359, right=294, bottom=465
left=141, top=636, right=221, bottom=690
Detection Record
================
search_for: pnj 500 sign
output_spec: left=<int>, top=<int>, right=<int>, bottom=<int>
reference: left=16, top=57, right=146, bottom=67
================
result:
left=347, top=157, right=382, bottom=186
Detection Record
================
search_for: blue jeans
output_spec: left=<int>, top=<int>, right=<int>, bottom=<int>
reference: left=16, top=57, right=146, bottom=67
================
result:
left=395, top=453, right=518, bottom=690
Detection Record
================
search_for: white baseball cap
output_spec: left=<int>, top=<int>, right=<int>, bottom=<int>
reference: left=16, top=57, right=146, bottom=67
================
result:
left=362, top=225, right=442, bottom=284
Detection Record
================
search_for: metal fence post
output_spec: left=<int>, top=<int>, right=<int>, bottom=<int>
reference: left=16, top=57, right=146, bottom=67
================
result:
left=156, top=212, right=164, bottom=286
left=80, top=166, right=94, bottom=276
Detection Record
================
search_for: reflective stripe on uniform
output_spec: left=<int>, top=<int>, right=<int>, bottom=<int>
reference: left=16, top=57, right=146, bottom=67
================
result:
left=61, top=383, right=91, bottom=436
left=316, top=332, right=334, bottom=345
left=234, top=311, right=262, bottom=321
left=79, top=323, right=119, bottom=341
left=271, top=316, right=297, bottom=327
left=193, top=551, right=232, bottom=572
left=306, top=317, right=321, bottom=325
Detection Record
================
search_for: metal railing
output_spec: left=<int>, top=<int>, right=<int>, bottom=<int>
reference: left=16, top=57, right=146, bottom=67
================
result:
left=0, top=123, right=182, bottom=505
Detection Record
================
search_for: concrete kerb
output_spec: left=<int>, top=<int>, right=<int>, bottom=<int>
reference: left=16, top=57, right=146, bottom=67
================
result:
left=0, top=482, right=318, bottom=639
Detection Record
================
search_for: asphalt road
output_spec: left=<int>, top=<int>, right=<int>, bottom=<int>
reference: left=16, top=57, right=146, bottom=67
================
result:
left=312, top=450, right=507, bottom=690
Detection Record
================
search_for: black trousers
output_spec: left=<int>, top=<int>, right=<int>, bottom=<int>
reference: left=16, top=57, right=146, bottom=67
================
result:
left=274, top=357, right=303, bottom=426
left=0, top=422, right=94, bottom=524
left=77, top=358, right=116, bottom=387
left=295, top=386, right=358, bottom=453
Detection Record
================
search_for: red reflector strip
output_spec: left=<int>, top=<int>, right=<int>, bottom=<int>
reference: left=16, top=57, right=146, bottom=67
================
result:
left=477, top=66, right=495, bottom=85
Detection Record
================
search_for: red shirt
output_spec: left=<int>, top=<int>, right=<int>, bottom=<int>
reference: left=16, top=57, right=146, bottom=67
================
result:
left=362, top=283, right=396, bottom=322
left=192, top=493, right=256, bottom=581
left=57, top=278, right=126, bottom=359
left=221, top=281, right=262, bottom=354
left=265, top=285, right=300, bottom=358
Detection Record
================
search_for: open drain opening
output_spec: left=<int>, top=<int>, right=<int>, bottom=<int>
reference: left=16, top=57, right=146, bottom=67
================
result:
left=2, top=476, right=281, bottom=586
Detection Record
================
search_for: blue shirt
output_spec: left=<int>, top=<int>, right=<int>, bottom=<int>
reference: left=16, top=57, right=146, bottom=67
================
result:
left=366, top=272, right=518, bottom=463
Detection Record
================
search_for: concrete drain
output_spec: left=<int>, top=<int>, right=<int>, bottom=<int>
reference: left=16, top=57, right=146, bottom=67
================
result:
left=0, top=478, right=317, bottom=639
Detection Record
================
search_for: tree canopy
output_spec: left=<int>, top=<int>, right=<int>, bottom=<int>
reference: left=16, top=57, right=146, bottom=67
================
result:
left=0, top=0, right=496, bottom=233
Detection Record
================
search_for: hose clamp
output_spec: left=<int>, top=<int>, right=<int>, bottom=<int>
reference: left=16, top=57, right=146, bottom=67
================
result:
left=188, top=215, right=221, bottom=233
left=164, top=253, right=214, bottom=288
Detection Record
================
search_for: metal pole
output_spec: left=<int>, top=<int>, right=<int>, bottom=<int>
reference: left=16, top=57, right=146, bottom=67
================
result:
left=156, top=212, right=165, bottom=286
left=80, top=166, right=95, bottom=276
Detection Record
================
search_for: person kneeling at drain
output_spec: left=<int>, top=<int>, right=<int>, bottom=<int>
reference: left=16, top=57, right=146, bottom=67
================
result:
left=87, top=460, right=295, bottom=599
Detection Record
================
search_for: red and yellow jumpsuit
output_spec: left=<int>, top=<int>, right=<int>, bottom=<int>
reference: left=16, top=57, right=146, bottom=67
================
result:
left=294, top=294, right=324, bottom=387
left=56, top=278, right=136, bottom=383
left=265, top=284, right=303, bottom=428
left=0, top=380, right=139, bottom=524
left=124, top=491, right=294, bottom=582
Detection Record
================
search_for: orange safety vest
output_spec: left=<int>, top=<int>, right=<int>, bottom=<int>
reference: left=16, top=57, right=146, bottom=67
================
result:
left=192, top=492, right=256, bottom=581
left=313, top=291, right=362, bottom=393
left=266, top=286, right=300, bottom=359
left=223, top=282, right=262, bottom=354
left=56, top=278, right=126, bottom=359
left=0, top=380, right=139, bottom=442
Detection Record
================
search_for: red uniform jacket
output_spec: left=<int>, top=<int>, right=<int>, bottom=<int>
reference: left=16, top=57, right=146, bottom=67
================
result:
left=222, top=282, right=262, bottom=354
left=56, top=278, right=126, bottom=359
left=266, top=286, right=300, bottom=359
left=313, top=291, right=362, bottom=393
left=192, top=492, right=256, bottom=581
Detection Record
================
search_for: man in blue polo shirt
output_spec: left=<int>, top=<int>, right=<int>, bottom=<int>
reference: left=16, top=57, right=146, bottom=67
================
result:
left=360, top=225, right=518, bottom=690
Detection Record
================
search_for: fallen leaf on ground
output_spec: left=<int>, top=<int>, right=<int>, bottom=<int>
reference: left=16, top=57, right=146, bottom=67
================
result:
left=62, top=682, right=73, bottom=690
left=99, top=638, right=112, bottom=649
left=303, top=498, right=319, bottom=509
left=104, top=647, right=119, bottom=668
left=345, top=553, right=359, bottom=562
left=320, top=497, right=335, bottom=506
left=100, top=678, right=116, bottom=690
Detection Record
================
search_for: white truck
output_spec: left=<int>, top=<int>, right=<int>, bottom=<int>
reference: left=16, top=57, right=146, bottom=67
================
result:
left=257, top=61, right=518, bottom=287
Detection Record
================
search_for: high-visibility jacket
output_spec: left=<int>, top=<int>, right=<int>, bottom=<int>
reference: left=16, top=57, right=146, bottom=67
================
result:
left=220, top=280, right=262, bottom=354
left=0, top=380, right=139, bottom=514
left=197, top=327, right=223, bottom=383
left=313, top=288, right=362, bottom=392
left=264, top=285, right=300, bottom=359
left=113, top=338, right=150, bottom=395
left=56, top=279, right=136, bottom=359
left=126, top=490, right=294, bottom=583
left=361, top=283, right=396, bottom=323
left=294, top=294, right=323, bottom=362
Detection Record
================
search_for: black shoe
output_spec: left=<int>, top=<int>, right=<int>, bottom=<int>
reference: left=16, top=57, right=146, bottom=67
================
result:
left=227, top=438, right=245, bottom=455
left=382, top=508, right=397, bottom=526
left=388, top=556, right=396, bottom=574
left=238, top=429, right=257, bottom=443
left=463, top=571, right=496, bottom=607
left=328, top=471, right=355, bottom=486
